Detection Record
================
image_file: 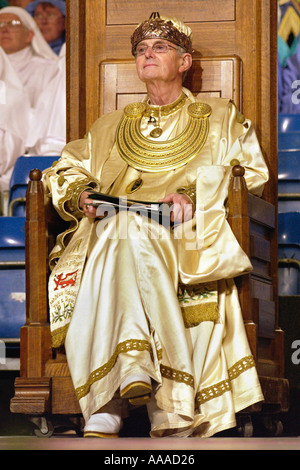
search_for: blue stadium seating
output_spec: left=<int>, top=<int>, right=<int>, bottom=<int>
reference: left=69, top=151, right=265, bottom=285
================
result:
left=278, top=114, right=300, bottom=151
left=0, top=217, right=25, bottom=343
left=278, top=114, right=300, bottom=133
left=9, top=155, right=59, bottom=216
left=278, top=211, right=300, bottom=295
left=278, top=132, right=300, bottom=151
left=278, top=150, right=300, bottom=213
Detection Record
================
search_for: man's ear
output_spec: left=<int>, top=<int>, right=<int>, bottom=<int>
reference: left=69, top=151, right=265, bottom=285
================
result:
left=179, top=53, right=192, bottom=74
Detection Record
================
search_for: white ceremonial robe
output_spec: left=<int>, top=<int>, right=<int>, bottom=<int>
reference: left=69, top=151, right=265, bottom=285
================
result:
left=0, top=7, right=60, bottom=195
left=7, top=46, right=58, bottom=109
left=26, top=51, right=66, bottom=156
left=44, top=90, right=269, bottom=437
left=0, top=47, right=30, bottom=192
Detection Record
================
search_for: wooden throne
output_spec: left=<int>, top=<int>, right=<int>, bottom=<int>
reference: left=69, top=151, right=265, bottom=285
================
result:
left=10, top=57, right=289, bottom=437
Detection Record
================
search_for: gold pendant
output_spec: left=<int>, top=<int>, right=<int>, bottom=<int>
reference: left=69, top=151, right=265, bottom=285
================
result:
left=126, top=177, right=143, bottom=194
left=150, top=127, right=163, bottom=138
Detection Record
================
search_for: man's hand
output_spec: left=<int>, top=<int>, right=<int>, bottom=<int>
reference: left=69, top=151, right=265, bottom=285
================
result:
left=159, top=193, right=195, bottom=223
left=79, top=190, right=98, bottom=218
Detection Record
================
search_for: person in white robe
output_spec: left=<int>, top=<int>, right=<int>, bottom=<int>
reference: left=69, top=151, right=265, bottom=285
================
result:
left=0, top=6, right=58, bottom=108
left=44, top=13, right=269, bottom=438
left=0, top=6, right=65, bottom=200
left=26, top=43, right=66, bottom=155
left=0, top=46, right=30, bottom=198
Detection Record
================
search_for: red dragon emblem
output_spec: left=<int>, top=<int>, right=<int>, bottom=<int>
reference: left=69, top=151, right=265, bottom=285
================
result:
left=54, top=270, right=78, bottom=290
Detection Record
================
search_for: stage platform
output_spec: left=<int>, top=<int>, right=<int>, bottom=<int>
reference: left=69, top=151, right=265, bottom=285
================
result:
left=1, top=436, right=300, bottom=451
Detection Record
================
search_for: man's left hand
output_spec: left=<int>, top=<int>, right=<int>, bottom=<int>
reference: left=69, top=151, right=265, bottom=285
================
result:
left=159, top=193, right=195, bottom=223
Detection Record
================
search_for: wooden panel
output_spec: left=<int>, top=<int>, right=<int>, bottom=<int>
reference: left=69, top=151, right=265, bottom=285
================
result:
left=99, top=56, right=241, bottom=116
left=251, top=279, right=273, bottom=301
left=250, top=234, right=271, bottom=262
left=251, top=258, right=271, bottom=279
left=253, top=298, right=275, bottom=339
left=106, top=0, right=235, bottom=24
left=105, top=22, right=236, bottom=59
left=10, top=377, right=51, bottom=414
left=66, top=0, right=87, bottom=142
left=51, top=377, right=81, bottom=414
left=248, top=193, right=276, bottom=228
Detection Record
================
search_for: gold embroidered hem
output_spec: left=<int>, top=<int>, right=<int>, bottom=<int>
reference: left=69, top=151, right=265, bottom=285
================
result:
left=178, top=281, right=219, bottom=328
left=160, top=364, right=194, bottom=388
left=75, top=339, right=154, bottom=400
left=51, top=323, right=70, bottom=349
left=195, top=355, right=255, bottom=406
left=74, top=336, right=196, bottom=403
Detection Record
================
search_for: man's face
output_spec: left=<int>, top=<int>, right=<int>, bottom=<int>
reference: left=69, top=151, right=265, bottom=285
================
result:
left=0, top=13, right=33, bottom=54
left=33, top=3, right=65, bottom=43
left=135, top=38, right=188, bottom=85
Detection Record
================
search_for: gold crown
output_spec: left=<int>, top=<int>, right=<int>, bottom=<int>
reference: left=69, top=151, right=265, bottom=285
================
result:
left=131, top=12, right=193, bottom=55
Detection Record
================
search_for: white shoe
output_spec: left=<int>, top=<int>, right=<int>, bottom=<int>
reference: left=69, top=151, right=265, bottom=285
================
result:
left=120, top=374, right=152, bottom=406
left=83, top=400, right=123, bottom=438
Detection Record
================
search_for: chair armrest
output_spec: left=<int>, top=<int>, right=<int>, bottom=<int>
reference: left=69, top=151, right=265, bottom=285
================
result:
left=227, top=165, right=250, bottom=255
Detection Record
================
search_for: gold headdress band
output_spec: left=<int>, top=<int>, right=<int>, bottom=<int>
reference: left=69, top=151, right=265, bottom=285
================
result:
left=131, top=12, right=193, bottom=56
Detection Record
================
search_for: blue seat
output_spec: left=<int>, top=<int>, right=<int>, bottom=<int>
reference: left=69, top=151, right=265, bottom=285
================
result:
left=278, top=212, right=300, bottom=295
left=278, top=151, right=300, bottom=213
left=278, top=114, right=300, bottom=133
left=0, top=217, right=26, bottom=342
left=278, top=132, right=300, bottom=151
left=9, top=155, right=59, bottom=216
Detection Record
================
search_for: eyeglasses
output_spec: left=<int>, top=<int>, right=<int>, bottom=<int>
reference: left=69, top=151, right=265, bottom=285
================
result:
left=0, top=20, right=23, bottom=30
left=134, top=43, right=177, bottom=57
left=34, top=13, right=64, bottom=22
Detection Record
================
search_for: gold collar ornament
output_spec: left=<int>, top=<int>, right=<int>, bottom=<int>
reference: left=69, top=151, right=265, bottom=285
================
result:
left=116, top=100, right=212, bottom=180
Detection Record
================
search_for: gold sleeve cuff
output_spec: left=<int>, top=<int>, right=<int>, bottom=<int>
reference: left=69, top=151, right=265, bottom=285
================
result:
left=176, top=184, right=197, bottom=206
left=64, top=180, right=98, bottom=219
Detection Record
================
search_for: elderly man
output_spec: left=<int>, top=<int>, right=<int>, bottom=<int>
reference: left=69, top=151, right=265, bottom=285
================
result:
left=25, top=0, right=65, bottom=56
left=44, top=13, right=269, bottom=438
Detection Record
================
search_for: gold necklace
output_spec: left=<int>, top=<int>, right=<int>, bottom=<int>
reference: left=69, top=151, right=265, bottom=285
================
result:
left=116, top=100, right=212, bottom=194
left=146, top=92, right=188, bottom=138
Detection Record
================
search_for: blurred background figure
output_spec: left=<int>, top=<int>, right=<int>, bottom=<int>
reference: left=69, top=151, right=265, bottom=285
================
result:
left=0, top=47, right=30, bottom=203
left=26, top=42, right=66, bottom=156
left=0, top=6, right=66, bottom=212
left=0, top=6, right=58, bottom=106
left=26, top=0, right=65, bottom=55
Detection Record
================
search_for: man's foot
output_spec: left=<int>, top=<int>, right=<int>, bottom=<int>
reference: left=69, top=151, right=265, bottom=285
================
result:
left=120, top=374, right=152, bottom=406
left=83, top=400, right=123, bottom=438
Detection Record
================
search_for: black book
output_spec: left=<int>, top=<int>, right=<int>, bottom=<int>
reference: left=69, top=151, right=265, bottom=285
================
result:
left=87, top=192, right=172, bottom=226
